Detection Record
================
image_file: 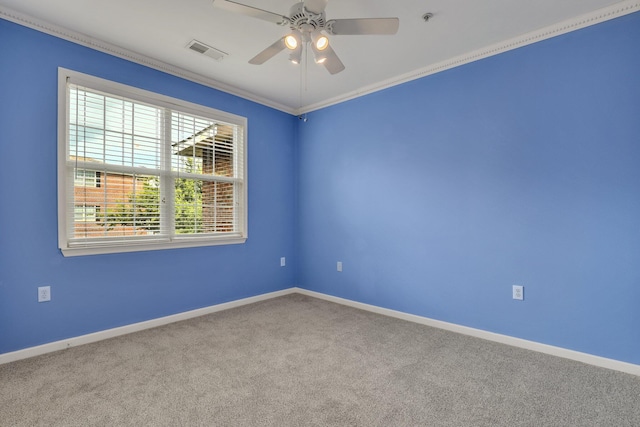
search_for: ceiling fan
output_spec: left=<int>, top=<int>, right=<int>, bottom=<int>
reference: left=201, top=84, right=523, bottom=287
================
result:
left=212, top=0, right=399, bottom=74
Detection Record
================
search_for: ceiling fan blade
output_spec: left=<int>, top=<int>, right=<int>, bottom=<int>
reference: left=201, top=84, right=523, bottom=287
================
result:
left=327, top=18, right=399, bottom=35
left=303, top=0, right=328, bottom=14
left=248, top=38, right=287, bottom=65
left=322, top=45, right=345, bottom=75
left=213, top=0, right=289, bottom=25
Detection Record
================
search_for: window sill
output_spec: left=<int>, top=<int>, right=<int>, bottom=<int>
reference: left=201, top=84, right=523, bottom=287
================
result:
left=60, top=236, right=247, bottom=257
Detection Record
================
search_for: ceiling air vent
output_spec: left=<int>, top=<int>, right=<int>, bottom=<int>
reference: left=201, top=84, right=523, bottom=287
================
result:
left=186, top=40, right=228, bottom=61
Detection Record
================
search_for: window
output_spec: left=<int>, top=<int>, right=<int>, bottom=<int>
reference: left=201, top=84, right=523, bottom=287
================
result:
left=74, top=169, right=98, bottom=187
left=74, top=205, right=98, bottom=222
left=58, top=69, right=247, bottom=256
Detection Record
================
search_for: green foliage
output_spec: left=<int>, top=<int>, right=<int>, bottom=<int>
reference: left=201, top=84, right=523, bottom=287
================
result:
left=102, top=158, right=203, bottom=234
left=174, top=174, right=203, bottom=234
left=103, top=176, right=161, bottom=232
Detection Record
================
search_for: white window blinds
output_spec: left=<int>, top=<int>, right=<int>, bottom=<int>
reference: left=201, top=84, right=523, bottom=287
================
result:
left=58, top=69, right=247, bottom=256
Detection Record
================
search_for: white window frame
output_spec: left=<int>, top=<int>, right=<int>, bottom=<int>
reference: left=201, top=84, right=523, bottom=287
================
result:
left=58, top=68, right=248, bottom=256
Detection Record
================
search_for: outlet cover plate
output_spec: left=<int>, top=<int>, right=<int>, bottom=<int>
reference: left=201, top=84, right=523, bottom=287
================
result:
left=38, top=286, right=51, bottom=302
left=513, top=285, right=524, bottom=301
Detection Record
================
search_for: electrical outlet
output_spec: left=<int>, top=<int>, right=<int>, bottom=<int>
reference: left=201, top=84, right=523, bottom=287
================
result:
left=280, top=257, right=286, bottom=267
left=337, top=261, right=343, bottom=272
left=512, top=285, right=524, bottom=301
left=38, top=286, right=51, bottom=303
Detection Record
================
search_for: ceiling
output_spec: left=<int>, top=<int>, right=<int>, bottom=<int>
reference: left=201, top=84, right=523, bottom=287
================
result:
left=0, top=0, right=631, bottom=113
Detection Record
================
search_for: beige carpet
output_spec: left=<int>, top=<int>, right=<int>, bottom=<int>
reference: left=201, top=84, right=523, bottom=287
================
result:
left=1, top=293, right=639, bottom=426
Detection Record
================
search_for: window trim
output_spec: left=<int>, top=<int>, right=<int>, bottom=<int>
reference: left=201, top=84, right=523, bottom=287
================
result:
left=57, top=68, right=248, bottom=257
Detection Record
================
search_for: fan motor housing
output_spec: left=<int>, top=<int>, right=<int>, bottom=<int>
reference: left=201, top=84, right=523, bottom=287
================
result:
left=289, top=2, right=326, bottom=31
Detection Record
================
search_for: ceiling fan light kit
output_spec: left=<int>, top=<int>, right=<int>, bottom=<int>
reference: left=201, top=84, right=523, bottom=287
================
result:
left=212, top=0, right=399, bottom=74
left=312, top=33, right=329, bottom=51
left=289, top=48, right=303, bottom=65
left=312, top=48, right=327, bottom=64
left=284, top=34, right=300, bottom=50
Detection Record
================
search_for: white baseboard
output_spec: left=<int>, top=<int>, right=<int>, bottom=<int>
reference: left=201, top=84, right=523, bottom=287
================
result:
left=3, top=286, right=638, bottom=377
left=294, top=288, right=640, bottom=377
left=0, top=288, right=296, bottom=365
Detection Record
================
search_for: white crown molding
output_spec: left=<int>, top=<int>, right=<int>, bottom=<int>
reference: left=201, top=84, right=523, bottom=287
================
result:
left=297, top=0, right=640, bottom=115
left=0, top=5, right=296, bottom=115
left=1, top=2, right=639, bottom=119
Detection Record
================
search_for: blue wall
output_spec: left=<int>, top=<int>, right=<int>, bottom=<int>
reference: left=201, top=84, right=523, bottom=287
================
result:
left=0, top=19, right=297, bottom=354
left=2, top=11, right=639, bottom=366
left=297, top=12, right=640, bottom=365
